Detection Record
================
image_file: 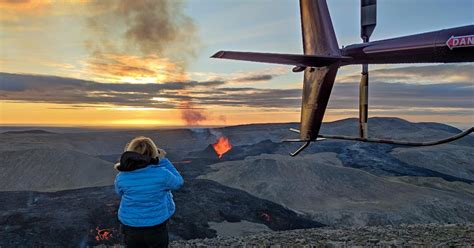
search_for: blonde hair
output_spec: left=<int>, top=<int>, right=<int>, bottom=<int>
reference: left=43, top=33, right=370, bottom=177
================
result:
left=124, top=136, right=166, bottom=158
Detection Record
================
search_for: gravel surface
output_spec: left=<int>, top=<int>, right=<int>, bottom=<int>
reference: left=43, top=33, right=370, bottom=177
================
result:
left=171, top=223, right=474, bottom=247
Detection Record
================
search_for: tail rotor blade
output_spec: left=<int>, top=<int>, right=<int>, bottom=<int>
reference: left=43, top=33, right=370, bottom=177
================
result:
left=361, top=0, right=377, bottom=41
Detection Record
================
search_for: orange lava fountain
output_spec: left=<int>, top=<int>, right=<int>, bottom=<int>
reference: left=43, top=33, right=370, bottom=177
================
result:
left=212, top=136, right=232, bottom=158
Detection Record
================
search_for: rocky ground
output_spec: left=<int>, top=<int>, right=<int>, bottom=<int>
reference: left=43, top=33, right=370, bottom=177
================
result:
left=201, top=153, right=474, bottom=226
left=0, top=117, right=473, bottom=246
left=171, top=223, right=474, bottom=247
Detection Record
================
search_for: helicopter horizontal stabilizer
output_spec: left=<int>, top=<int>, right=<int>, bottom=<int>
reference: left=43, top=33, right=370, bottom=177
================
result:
left=211, top=51, right=350, bottom=67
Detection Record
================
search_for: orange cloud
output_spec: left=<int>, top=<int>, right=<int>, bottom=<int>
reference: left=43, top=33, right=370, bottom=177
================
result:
left=0, top=0, right=50, bottom=23
left=0, top=0, right=89, bottom=29
left=86, top=54, right=189, bottom=83
left=0, top=0, right=51, bottom=11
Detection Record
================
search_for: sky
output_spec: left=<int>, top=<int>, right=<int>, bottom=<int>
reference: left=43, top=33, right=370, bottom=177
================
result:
left=0, top=0, right=473, bottom=128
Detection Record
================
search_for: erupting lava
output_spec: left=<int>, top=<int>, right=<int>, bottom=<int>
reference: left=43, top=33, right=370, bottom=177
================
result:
left=212, top=136, right=232, bottom=158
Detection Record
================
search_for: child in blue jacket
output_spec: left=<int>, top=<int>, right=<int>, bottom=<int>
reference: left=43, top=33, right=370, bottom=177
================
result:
left=114, top=136, right=184, bottom=248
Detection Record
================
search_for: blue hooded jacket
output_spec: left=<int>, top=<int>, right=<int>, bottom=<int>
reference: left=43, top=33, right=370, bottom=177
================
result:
left=114, top=152, right=184, bottom=227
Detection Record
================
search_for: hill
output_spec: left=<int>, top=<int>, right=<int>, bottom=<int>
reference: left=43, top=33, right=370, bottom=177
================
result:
left=0, top=148, right=116, bottom=191
left=200, top=153, right=474, bottom=226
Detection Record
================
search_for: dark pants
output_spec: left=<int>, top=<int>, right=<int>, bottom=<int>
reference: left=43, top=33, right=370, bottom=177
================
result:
left=122, top=220, right=169, bottom=248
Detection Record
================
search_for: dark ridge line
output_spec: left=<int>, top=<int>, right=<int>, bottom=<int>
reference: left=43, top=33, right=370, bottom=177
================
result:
left=2, top=129, right=54, bottom=134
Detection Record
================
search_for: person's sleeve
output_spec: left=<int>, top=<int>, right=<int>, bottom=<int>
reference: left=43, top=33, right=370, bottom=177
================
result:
left=161, top=158, right=184, bottom=190
left=114, top=175, right=123, bottom=197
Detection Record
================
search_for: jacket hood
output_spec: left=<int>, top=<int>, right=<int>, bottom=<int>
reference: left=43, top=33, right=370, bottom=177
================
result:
left=115, top=151, right=159, bottom=172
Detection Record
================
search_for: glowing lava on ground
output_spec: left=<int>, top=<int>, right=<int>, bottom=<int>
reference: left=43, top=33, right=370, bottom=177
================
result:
left=95, top=227, right=113, bottom=241
left=212, top=136, right=232, bottom=158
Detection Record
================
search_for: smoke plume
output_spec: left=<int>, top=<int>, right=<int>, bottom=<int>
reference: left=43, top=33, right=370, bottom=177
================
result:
left=180, top=102, right=208, bottom=126
left=85, top=0, right=198, bottom=79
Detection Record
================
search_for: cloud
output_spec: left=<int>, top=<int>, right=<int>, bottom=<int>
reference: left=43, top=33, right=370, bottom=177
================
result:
left=226, top=66, right=288, bottom=84
left=1, top=63, right=473, bottom=118
left=0, top=0, right=51, bottom=22
left=192, top=88, right=301, bottom=108
left=0, top=0, right=86, bottom=30
left=191, top=66, right=289, bottom=85
left=1, top=0, right=200, bottom=85
left=338, top=64, right=474, bottom=84
left=86, top=54, right=188, bottom=83
left=0, top=73, right=223, bottom=108
left=328, top=81, right=474, bottom=110
left=233, top=74, right=274, bottom=82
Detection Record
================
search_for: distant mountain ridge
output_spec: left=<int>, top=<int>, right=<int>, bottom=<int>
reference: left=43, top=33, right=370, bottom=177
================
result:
left=2, top=129, right=53, bottom=134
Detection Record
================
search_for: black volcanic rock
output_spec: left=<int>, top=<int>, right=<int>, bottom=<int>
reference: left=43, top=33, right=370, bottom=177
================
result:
left=172, top=179, right=323, bottom=240
left=0, top=179, right=322, bottom=247
left=0, top=187, right=121, bottom=247
left=198, top=144, right=221, bottom=159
